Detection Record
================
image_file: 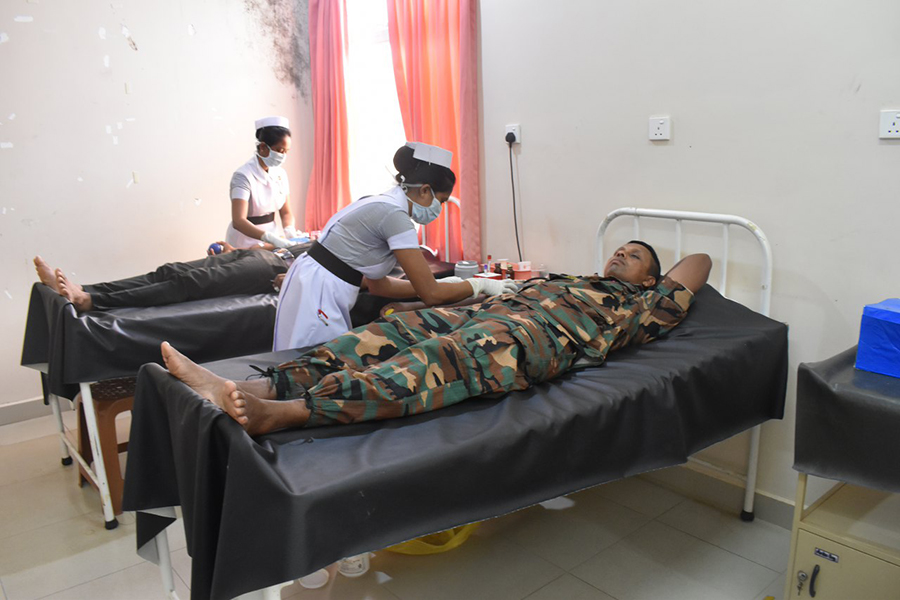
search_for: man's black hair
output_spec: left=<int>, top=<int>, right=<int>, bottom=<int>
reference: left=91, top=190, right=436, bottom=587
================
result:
left=629, top=240, right=661, bottom=284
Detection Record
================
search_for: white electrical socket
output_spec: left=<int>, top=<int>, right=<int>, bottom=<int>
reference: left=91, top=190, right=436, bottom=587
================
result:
left=505, top=124, right=521, bottom=144
left=649, top=116, right=671, bottom=140
left=879, top=110, right=900, bottom=139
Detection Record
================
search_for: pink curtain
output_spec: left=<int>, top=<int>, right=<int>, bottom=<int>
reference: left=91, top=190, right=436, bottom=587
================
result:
left=305, top=0, right=352, bottom=231
left=387, top=0, right=481, bottom=262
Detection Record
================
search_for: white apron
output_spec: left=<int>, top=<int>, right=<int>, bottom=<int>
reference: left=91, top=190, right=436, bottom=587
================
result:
left=272, top=192, right=409, bottom=351
left=273, top=254, right=359, bottom=351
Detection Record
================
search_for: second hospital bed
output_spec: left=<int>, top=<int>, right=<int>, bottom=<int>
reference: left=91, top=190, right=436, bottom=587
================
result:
left=20, top=248, right=455, bottom=527
left=122, top=208, right=790, bottom=600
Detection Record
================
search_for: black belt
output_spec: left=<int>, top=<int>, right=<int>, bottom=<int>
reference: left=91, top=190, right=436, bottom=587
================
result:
left=307, top=241, right=363, bottom=287
left=248, top=212, right=275, bottom=225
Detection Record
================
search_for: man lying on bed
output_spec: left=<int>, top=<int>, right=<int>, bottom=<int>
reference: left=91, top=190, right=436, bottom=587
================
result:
left=32, top=242, right=309, bottom=312
left=160, top=241, right=712, bottom=435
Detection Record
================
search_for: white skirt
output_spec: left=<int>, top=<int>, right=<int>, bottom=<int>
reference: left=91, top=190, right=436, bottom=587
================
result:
left=273, top=254, right=360, bottom=351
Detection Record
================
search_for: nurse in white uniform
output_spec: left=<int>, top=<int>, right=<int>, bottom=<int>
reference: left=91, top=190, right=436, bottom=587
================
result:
left=225, top=116, right=300, bottom=249
left=274, top=142, right=517, bottom=351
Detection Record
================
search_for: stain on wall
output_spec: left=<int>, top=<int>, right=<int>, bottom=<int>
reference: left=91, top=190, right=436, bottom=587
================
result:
left=244, top=0, right=311, bottom=99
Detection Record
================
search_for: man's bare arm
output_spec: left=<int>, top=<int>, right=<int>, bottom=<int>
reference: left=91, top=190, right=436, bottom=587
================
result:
left=664, top=253, right=711, bottom=294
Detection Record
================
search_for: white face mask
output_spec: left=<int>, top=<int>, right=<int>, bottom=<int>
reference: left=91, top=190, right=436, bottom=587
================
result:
left=257, top=143, right=286, bottom=168
left=407, top=187, right=442, bottom=225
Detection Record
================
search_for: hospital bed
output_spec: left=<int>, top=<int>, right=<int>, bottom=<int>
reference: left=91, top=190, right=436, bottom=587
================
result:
left=122, top=208, right=788, bottom=600
left=20, top=251, right=454, bottom=528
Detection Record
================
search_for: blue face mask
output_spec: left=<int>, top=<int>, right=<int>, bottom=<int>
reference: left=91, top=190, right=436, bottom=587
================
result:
left=407, top=187, right=442, bottom=225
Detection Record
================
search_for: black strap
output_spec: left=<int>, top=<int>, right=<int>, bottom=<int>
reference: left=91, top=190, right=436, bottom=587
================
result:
left=248, top=212, right=275, bottom=225
left=307, top=241, right=363, bottom=287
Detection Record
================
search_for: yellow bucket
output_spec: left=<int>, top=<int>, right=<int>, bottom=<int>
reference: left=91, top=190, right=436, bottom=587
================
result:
left=387, top=523, right=480, bottom=555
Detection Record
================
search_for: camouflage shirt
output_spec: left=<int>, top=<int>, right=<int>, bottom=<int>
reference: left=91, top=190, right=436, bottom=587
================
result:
left=487, top=274, right=694, bottom=365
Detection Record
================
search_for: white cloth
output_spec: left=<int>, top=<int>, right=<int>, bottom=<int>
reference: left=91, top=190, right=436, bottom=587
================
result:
left=225, top=156, right=290, bottom=249
left=273, top=254, right=359, bottom=351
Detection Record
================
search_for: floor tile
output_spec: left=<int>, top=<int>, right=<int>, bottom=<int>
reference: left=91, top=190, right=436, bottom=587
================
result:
left=170, top=547, right=192, bottom=590
left=0, top=469, right=97, bottom=540
left=524, top=574, right=616, bottom=600
left=572, top=521, right=780, bottom=600
left=0, top=435, right=72, bottom=487
left=38, top=559, right=190, bottom=600
left=283, top=562, right=401, bottom=600
left=596, top=476, right=687, bottom=517
left=658, top=499, right=792, bottom=572
left=0, top=412, right=76, bottom=447
left=375, top=535, right=563, bottom=600
left=0, top=513, right=144, bottom=600
left=502, top=486, right=650, bottom=570
left=753, top=571, right=785, bottom=600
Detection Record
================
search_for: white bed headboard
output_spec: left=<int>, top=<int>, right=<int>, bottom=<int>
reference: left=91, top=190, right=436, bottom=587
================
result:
left=596, top=207, right=773, bottom=317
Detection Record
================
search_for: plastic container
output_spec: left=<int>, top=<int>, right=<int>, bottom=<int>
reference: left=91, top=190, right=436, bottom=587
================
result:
left=338, top=553, right=372, bottom=578
left=454, top=260, right=480, bottom=279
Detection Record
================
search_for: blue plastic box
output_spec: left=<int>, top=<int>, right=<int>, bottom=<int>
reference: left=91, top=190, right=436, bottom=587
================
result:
left=856, top=299, right=900, bottom=379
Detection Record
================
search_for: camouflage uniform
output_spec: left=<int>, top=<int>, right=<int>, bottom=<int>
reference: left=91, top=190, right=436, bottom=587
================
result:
left=271, top=275, right=694, bottom=427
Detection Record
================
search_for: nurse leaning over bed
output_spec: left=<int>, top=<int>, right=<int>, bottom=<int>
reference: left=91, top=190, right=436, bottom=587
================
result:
left=225, top=116, right=301, bottom=250
left=273, top=142, right=518, bottom=351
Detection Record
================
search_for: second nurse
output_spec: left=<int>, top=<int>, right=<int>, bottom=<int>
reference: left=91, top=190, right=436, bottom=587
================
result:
left=274, top=142, right=517, bottom=350
left=225, top=116, right=301, bottom=249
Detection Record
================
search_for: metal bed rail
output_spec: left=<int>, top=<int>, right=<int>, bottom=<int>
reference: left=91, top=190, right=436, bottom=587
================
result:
left=596, top=207, right=774, bottom=521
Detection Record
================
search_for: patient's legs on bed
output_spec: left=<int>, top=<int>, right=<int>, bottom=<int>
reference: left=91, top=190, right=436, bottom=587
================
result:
left=161, top=341, right=272, bottom=405
left=161, top=342, right=311, bottom=435
left=300, top=308, right=561, bottom=427
left=269, top=304, right=481, bottom=400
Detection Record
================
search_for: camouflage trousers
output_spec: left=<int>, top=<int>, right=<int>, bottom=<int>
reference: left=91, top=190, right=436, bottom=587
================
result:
left=273, top=300, right=584, bottom=427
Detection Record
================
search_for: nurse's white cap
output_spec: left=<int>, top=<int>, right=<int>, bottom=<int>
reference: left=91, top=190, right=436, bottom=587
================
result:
left=406, top=141, right=452, bottom=169
left=255, top=116, right=290, bottom=130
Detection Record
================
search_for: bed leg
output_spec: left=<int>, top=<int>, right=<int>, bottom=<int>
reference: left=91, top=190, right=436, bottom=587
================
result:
left=48, top=393, right=73, bottom=466
left=155, top=528, right=181, bottom=600
left=741, top=424, right=762, bottom=521
left=78, top=382, right=119, bottom=529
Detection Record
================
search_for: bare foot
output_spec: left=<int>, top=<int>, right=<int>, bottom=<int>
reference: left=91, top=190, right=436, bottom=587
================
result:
left=228, top=390, right=310, bottom=435
left=56, top=269, right=93, bottom=312
left=160, top=341, right=237, bottom=410
left=34, top=256, right=59, bottom=292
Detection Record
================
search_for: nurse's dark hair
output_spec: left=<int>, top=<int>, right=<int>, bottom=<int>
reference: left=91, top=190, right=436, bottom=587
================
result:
left=256, top=126, right=291, bottom=147
left=393, top=144, right=456, bottom=194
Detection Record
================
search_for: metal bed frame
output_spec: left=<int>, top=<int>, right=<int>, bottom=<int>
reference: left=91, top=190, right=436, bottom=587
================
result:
left=596, top=207, right=773, bottom=520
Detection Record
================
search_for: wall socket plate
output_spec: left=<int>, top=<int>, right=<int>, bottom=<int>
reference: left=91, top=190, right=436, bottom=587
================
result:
left=505, top=124, right=521, bottom=144
left=879, top=110, right=900, bottom=139
left=649, top=116, right=671, bottom=140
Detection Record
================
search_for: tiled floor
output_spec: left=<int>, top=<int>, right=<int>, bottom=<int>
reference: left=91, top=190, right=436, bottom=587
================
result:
left=0, top=414, right=790, bottom=600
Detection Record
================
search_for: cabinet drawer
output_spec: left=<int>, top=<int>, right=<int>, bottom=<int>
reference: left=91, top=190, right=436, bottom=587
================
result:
left=794, top=530, right=900, bottom=599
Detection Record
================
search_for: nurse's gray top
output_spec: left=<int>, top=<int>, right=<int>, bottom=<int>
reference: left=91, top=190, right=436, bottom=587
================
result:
left=319, top=185, right=420, bottom=280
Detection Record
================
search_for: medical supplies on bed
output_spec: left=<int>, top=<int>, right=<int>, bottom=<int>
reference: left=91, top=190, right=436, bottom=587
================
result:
left=855, top=298, right=900, bottom=378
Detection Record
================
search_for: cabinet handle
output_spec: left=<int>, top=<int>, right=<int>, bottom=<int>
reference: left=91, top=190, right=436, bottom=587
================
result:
left=809, top=564, right=820, bottom=597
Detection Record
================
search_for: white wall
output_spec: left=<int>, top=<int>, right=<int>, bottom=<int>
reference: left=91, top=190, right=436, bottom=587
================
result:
left=2, top=0, right=313, bottom=408
left=480, top=0, right=900, bottom=503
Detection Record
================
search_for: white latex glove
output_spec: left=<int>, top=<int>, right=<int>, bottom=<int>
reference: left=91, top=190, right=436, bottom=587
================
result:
left=468, top=277, right=519, bottom=298
left=439, top=276, right=464, bottom=284
left=283, top=225, right=302, bottom=239
left=261, top=230, right=292, bottom=248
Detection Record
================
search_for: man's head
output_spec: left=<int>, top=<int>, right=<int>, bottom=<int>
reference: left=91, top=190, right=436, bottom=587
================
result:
left=603, top=240, right=661, bottom=288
